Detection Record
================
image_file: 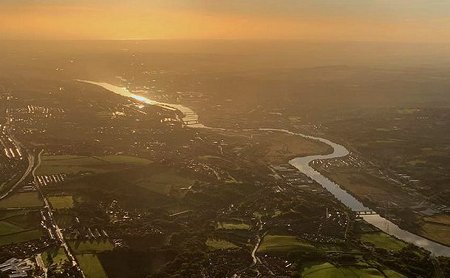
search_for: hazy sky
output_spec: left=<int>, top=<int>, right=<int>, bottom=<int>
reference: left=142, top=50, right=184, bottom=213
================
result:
left=1, top=0, right=450, bottom=41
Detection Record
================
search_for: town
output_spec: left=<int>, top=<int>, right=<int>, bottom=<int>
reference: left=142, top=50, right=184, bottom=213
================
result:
left=0, top=74, right=448, bottom=278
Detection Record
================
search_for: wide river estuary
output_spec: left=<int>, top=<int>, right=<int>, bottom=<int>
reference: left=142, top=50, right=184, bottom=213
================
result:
left=79, top=80, right=450, bottom=256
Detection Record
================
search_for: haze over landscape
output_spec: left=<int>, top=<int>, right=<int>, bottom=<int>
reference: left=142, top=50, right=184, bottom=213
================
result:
left=2, top=0, right=450, bottom=42
left=0, top=1, right=450, bottom=278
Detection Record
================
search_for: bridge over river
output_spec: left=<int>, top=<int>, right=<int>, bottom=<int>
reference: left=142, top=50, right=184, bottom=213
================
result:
left=79, top=79, right=450, bottom=257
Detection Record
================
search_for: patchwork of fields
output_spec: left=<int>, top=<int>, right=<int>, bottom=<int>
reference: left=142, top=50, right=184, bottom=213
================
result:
left=36, top=155, right=152, bottom=176
left=0, top=209, right=43, bottom=246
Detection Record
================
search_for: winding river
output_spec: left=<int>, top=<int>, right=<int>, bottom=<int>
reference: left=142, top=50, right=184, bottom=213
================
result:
left=78, top=80, right=450, bottom=256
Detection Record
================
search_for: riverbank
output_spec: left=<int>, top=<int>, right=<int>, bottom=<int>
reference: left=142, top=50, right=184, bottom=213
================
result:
left=78, top=79, right=450, bottom=256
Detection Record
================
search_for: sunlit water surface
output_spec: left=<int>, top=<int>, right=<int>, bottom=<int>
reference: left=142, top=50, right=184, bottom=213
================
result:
left=78, top=80, right=450, bottom=256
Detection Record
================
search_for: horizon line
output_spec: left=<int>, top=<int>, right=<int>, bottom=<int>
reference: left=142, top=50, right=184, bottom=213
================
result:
left=1, top=38, right=450, bottom=45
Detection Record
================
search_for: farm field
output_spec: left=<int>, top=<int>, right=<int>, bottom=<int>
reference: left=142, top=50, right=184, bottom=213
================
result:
left=135, top=169, right=195, bottom=195
left=217, top=221, right=250, bottom=230
left=0, top=192, right=43, bottom=208
left=423, top=214, right=450, bottom=226
left=323, top=170, right=408, bottom=208
left=0, top=209, right=30, bottom=220
left=419, top=222, right=450, bottom=246
left=0, top=221, right=24, bottom=236
left=36, top=154, right=152, bottom=176
left=55, top=212, right=76, bottom=229
left=253, top=131, right=332, bottom=164
left=69, top=240, right=114, bottom=254
left=49, top=195, right=74, bottom=209
left=70, top=239, right=113, bottom=277
left=0, top=210, right=43, bottom=246
left=206, top=239, right=239, bottom=250
left=383, top=270, right=407, bottom=278
left=360, top=232, right=407, bottom=252
left=301, top=262, right=402, bottom=278
left=99, top=155, right=152, bottom=165
left=76, top=254, right=108, bottom=278
left=0, top=229, right=43, bottom=246
left=258, top=235, right=314, bottom=253
left=419, top=214, right=450, bottom=244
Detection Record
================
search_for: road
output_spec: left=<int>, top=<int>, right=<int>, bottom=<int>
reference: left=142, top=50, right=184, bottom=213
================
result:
left=250, top=219, right=263, bottom=266
left=0, top=124, right=35, bottom=200
left=35, top=254, right=48, bottom=278
left=33, top=150, right=86, bottom=278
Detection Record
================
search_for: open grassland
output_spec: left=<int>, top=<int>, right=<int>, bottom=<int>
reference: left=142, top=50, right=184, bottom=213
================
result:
left=70, top=240, right=114, bottom=254
left=360, top=232, right=407, bottom=251
left=420, top=214, right=450, bottom=245
left=206, top=239, right=239, bottom=250
left=257, top=235, right=314, bottom=253
left=37, top=154, right=152, bottom=176
left=255, top=131, right=332, bottom=164
left=301, top=262, right=404, bottom=278
left=49, top=195, right=74, bottom=209
left=76, top=254, right=108, bottom=278
left=99, top=155, right=152, bottom=165
left=424, top=214, right=450, bottom=225
left=323, top=171, right=411, bottom=208
left=135, top=169, right=195, bottom=195
left=0, top=192, right=43, bottom=208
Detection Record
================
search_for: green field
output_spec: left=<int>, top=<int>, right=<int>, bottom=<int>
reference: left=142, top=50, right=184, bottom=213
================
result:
left=135, top=169, right=195, bottom=195
left=43, top=247, right=69, bottom=267
left=383, top=269, right=407, bottom=278
left=258, top=235, right=314, bottom=253
left=8, top=211, right=42, bottom=229
left=0, top=210, right=41, bottom=232
left=217, top=221, right=250, bottom=230
left=55, top=212, right=76, bottom=229
left=49, top=195, right=74, bottom=209
left=98, top=155, right=152, bottom=165
left=0, top=229, right=43, bottom=246
left=0, top=209, right=29, bottom=220
left=70, top=240, right=114, bottom=254
left=302, top=262, right=386, bottom=278
left=76, top=254, right=108, bottom=278
left=70, top=239, right=113, bottom=278
left=0, top=221, right=25, bottom=236
left=36, top=154, right=152, bottom=176
left=0, top=192, right=43, bottom=208
left=0, top=209, right=44, bottom=246
left=360, top=232, right=407, bottom=251
left=206, top=239, right=239, bottom=250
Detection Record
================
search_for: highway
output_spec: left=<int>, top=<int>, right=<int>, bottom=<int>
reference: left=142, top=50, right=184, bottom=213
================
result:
left=0, top=122, right=35, bottom=200
left=33, top=150, right=86, bottom=278
left=1, top=111, right=85, bottom=276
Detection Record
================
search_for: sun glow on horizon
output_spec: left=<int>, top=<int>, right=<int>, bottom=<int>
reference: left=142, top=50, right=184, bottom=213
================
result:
left=1, top=1, right=450, bottom=42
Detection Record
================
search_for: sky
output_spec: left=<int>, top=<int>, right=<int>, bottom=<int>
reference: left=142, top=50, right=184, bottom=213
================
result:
left=1, top=0, right=450, bottom=42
